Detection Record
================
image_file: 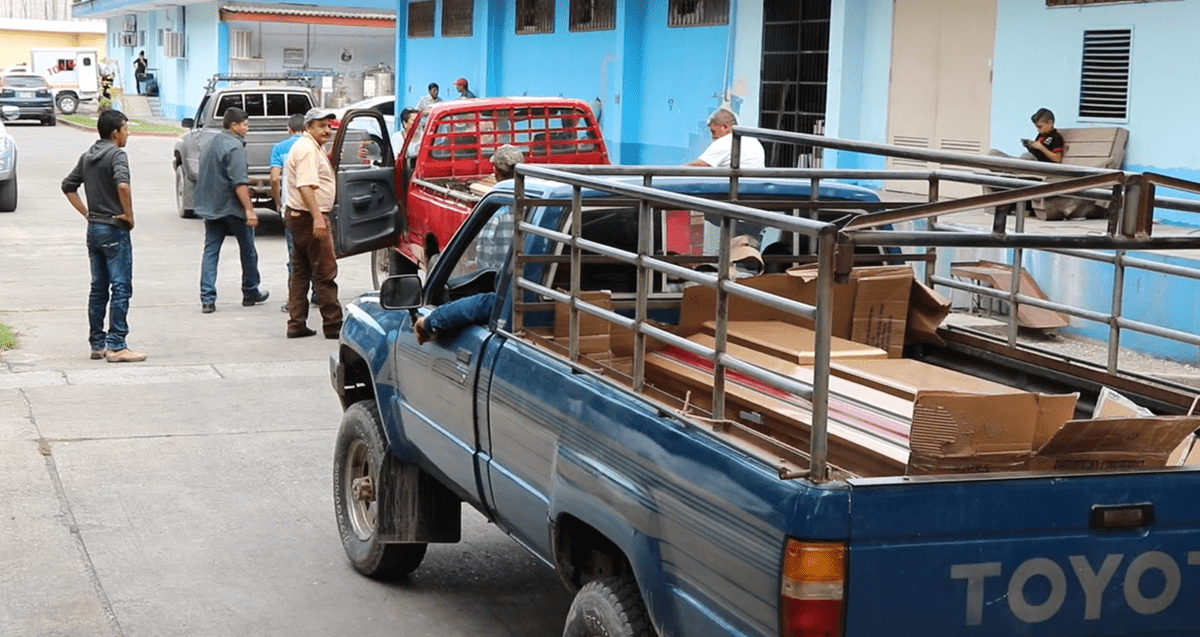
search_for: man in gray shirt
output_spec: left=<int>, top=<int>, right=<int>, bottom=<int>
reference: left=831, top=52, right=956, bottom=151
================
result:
left=62, top=110, right=146, bottom=363
left=195, top=107, right=269, bottom=313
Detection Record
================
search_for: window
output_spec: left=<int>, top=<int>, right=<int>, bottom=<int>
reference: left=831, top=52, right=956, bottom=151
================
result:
left=408, top=1, right=434, bottom=38
left=243, top=93, right=265, bottom=116
left=669, top=0, right=729, bottom=27
left=215, top=94, right=243, bottom=116
left=570, top=0, right=615, bottom=32
left=1078, top=28, right=1131, bottom=120
left=516, top=0, right=554, bottom=34
left=286, top=94, right=311, bottom=115
left=442, top=0, right=473, bottom=37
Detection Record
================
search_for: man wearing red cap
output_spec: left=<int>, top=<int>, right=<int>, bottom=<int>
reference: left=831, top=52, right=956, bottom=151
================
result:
left=453, top=77, right=476, bottom=99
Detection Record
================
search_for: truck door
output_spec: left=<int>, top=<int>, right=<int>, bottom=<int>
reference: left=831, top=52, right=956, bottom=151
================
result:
left=328, top=110, right=402, bottom=258
left=392, top=199, right=512, bottom=503
left=77, top=53, right=97, bottom=94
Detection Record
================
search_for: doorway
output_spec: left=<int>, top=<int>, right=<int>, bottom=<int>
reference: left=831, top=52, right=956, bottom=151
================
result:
left=886, top=0, right=996, bottom=196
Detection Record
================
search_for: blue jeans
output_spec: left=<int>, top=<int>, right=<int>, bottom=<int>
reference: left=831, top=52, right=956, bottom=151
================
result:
left=200, top=215, right=261, bottom=304
left=86, top=222, right=133, bottom=351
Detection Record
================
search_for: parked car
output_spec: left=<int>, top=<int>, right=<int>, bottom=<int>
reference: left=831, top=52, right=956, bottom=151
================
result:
left=333, top=95, right=395, bottom=131
left=173, top=75, right=315, bottom=217
left=0, top=105, right=20, bottom=212
left=0, top=73, right=56, bottom=126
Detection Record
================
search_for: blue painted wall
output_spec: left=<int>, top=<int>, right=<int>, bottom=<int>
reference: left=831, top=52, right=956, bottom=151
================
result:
left=398, top=0, right=737, bottom=165
left=993, top=0, right=1200, bottom=227
left=825, top=0, right=891, bottom=172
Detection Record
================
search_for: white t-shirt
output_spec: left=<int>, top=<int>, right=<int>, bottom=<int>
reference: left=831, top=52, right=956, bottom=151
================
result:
left=697, top=133, right=766, bottom=168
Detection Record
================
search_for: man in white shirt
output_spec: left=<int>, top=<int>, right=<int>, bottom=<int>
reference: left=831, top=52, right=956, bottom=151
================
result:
left=687, top=108, right=766, bottom=169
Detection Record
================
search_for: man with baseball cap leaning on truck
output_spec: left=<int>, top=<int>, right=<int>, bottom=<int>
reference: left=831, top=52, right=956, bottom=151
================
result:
left=282, top=108, right=342, bottom=339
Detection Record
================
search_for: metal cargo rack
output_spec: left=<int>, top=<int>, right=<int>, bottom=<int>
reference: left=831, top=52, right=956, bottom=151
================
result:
left=508, top=128, right=1200, bottom=483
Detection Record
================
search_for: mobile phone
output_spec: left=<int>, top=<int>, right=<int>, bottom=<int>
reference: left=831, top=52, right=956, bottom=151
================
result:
left=1021, top=138, right=1032, bottom=146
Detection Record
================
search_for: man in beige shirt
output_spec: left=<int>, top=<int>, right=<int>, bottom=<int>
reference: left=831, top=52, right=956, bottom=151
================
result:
left=283, top=108, right=341, bottom=339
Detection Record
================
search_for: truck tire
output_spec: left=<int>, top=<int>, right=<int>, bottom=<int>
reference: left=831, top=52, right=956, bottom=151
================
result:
left=174, top=164, right=194, bottom=218
left=0, top=174, right=18, bottom=212
left=56, top=93, right=78, bottom=115
left=370, top=249, right=390, bottom=289
left=562, top=576, right=654, bottom=637
left=333, top=400, right=428, bottom=579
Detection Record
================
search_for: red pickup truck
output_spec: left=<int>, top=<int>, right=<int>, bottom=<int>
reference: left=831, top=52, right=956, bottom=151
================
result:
left=329, top=97, right=608, bottom=285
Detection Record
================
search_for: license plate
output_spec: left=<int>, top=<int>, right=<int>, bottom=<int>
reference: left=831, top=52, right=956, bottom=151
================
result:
left=19, top=91, right=32, bottom=98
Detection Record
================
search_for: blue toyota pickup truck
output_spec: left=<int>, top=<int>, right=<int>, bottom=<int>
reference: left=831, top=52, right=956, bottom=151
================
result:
left=329, top=160, right=1200, bottom=636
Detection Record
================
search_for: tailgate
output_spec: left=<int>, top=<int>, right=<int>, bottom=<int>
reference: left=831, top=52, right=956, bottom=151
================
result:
left=843, top=470, right=1200, bottom=637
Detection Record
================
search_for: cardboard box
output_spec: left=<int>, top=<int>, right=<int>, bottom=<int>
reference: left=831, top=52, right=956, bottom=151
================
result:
left=1029, top=417, right=1200, bottom=471
left=906, top=390, right=1079, bottom=475
left=678, top=266, right=949, bottom=358
left=554, top=290, right=611, bottom=355
left=698, top=320, right=888, bottom=365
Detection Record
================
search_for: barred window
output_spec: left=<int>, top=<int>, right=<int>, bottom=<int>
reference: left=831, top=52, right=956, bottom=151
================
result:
left=1078, top=28, right=1131, bottom=120
left=570, top=0, right=615, bottom=32
left=517, top=0, right=554, bottom=34
left=408, top=1, right=434, bottom=38
left=443, top=0, right=473, bottom=37
left=669, top=0, right=729, bottom=27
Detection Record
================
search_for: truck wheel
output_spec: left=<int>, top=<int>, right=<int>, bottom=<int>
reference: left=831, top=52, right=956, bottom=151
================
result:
left=56, top=93, right=78, bottom=115
left=0, top=174, right=18, bottom=212
left=333, top=400, right=428, bottom=579
left=563, top=576, right=654, bottom=637
left=370, top=248, right=390, bottom=289
left=174, top=165, right=194, bottom=218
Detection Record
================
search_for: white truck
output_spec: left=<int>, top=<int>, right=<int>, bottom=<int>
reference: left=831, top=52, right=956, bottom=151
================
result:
left=27, top=48, right=101, bottom=114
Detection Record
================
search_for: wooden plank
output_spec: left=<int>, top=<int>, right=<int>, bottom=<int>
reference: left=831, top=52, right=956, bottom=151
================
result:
left=645, top=345, right=912, bottom=476
left=699, top=320, right=889, bottom=365
left=829, top=358, right=1017, bottom=401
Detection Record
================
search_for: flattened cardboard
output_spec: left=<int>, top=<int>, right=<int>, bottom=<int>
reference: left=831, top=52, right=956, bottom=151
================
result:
left=1092, top=386, right=1154, bottom=419
left=1030, top=417, right=1200, bottom=471
left=905, top=279, right=952, bottom=346
left=699, top=320, right=888, bottom=364
left=678, top=266, right=919, bottom=356
left=850, top=274, right=911, bottom=357
left=554, top=290, right=611, bottom=337
left=830, top=359, right=1015, bottom=401
left=909, top=391, right=1078, bottom=458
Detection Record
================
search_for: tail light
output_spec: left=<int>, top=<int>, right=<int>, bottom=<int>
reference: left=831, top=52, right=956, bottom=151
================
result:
left=781, top=540, right=845, bottom=637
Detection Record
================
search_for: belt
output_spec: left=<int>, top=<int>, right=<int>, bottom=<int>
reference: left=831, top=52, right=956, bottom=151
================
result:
left=285, top=206, right=329, bottom=217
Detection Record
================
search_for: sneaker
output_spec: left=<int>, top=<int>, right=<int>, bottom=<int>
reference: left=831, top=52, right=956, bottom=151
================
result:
left=106, top=348, right=147, bottom=363
left=279, top=303, right=288, bottom=313
left=243, top=289, right=270, bottom=306
left=202, top=303, right=216, bottom=314
left=90, top=349, right=107, bottom=360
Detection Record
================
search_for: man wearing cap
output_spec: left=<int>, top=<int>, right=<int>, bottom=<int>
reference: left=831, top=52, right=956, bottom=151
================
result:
left=453, top=77, right=476, bottom=99
left=282, top=108, right=342, bottom=339
left=196, top=106, right=270, bottom=314
left=475, top=145, right=524, bottom=269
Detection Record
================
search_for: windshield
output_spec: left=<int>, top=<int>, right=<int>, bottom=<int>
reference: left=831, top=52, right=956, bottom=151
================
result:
left=3, top=75, right=48, bottom=89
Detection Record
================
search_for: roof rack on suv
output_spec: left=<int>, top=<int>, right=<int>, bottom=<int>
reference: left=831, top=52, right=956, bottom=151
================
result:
left=204, top=73, right=317, bottom=91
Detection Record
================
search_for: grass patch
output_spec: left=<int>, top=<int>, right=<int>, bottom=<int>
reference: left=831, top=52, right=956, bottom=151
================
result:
left=0, top=322, right=16, bottom=350
left=60, top=114, right=185, bottom=136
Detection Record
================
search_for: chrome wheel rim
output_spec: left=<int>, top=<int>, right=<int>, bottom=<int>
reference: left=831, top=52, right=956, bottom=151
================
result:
left=344, top=439, right=377, bottom=541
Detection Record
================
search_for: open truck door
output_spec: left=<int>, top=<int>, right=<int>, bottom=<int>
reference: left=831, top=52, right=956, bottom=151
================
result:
left=328, top=109, right=404, bottom=258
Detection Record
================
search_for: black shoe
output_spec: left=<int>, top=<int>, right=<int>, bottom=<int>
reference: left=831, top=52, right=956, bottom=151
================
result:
left=243, top=289, right=270, bottom=306
left=201, top=303, right=216, bottom=314
left=287, top=326, right=317, bottom=339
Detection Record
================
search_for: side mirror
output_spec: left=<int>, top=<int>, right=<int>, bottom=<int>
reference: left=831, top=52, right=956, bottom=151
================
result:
left=181, top=117, right=195, bottom=128
left=379, top=274, right=423, bottom=310
left=0, top=105, right=17, bottom=121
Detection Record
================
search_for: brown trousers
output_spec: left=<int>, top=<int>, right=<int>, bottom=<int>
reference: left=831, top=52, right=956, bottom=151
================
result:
left=285, top=209, right=342, bottom=335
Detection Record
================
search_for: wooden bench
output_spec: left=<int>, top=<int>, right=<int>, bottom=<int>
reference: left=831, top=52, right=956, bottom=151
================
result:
left=993, top=126, right=1129, bottom=220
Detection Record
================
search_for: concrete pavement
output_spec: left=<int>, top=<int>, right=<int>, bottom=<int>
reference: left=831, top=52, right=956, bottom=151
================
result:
left=0, top=121, right=572, bottom=636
